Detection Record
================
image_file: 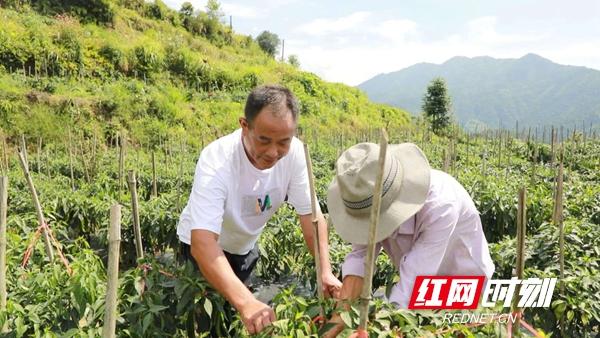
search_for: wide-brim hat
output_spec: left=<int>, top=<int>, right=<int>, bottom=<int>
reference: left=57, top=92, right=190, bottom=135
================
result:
left=327, top=142, right=431, bottom=245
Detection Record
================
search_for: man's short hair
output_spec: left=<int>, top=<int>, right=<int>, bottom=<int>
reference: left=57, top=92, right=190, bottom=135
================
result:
left=244, top=85, right=299, bottom=126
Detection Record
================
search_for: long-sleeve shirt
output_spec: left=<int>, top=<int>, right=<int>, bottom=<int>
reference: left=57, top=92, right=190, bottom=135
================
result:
left=342, top=169, right=495, bottom=308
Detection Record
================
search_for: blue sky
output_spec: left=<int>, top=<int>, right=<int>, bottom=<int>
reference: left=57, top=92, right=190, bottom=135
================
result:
left=163, top=0, right=600, bottom=86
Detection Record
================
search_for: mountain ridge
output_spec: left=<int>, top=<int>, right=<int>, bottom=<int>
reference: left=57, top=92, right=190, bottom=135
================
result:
left=358, top=54, right=600, bottom=130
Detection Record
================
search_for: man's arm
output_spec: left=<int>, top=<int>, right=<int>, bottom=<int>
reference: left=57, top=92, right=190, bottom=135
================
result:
left=298, top=213, right=342, bottom=297
left=190, top=229, right=275, bottom=334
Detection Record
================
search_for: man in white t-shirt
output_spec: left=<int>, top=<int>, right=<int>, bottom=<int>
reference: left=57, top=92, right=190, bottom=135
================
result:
left=177, top=85, right=342, bottom=334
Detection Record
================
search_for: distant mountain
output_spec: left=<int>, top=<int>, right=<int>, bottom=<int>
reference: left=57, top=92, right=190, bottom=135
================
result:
left=358, top=54, right=600, bottom=130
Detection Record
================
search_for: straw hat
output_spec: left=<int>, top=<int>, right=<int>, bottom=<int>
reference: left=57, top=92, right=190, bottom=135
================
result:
left=327, top=142, right=431, bottom=245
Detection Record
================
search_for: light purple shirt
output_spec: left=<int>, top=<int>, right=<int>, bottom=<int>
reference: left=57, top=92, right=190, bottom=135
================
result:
left=342, top=169, right=495, bottom=308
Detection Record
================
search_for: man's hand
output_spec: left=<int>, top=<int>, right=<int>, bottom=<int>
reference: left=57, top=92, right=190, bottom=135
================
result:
left=321, top=270, right=342, bottom=298
left=239, top=298, right=276, bottom=334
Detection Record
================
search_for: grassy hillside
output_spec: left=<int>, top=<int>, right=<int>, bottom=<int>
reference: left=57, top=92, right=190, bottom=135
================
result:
left=0, top=1, right=410, bottom=147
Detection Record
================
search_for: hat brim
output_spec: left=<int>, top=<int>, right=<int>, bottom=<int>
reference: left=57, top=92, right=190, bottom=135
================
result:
left=327, top=143, right=431, bottom=245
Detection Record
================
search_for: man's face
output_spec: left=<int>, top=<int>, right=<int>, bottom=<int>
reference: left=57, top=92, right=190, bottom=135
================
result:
left=240, top=106, right=296, bottom=170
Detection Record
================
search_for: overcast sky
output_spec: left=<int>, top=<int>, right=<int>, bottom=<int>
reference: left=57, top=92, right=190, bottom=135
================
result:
left=163, top=0, right=600, bottom=86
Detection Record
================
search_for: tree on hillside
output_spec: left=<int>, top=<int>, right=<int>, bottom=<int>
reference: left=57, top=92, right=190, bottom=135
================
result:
left=206, top=0, right=223, bottom=21
left=179, top=2, right=194, bottom=17
left=422, top=77, right=452, bottom=134
left=256, top=31, right=280, bottom=58
left=288, top=55, right=300, bottom=68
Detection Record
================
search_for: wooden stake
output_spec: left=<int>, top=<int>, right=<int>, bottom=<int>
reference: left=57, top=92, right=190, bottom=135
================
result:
left=127, top=170, right=144, bottom=259
left=512, top=187, right=526, bottom=335
left=303, top=144, right=324, bottom=317
left=37, top=137, right=42, bottom=174
left=19, top=134, right=28, bottom=167
left=151, top=151, right=158, bottom=199
left=79, top=135, right=90, bottom=183
left=0, top=176, right=8, bottom=311
left=442, top=148, right=450, bottom=173
left=554, top=160, right=565, bottom=288
left=68, top=131, right=75, bottom=191
left=102, top=204, right=121, bottom=338
left=17, top=152, right=54, bottom=261
left=0, top=135, right=7, bottom=175
left=358, top=128, right=389, bottom=332
left=119, top=134, right=126, bottom=199
left=550, top=127, right=556, bottom=166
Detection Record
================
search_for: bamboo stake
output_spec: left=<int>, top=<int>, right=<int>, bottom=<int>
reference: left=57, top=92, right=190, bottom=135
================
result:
left=118, top=134, right=126, bottom=200
left=358, top=129, right=389, bottom=333
left=512, top=187, right=527, bottom=336
left=17, top=152, right=54, bottom=261
left=19, top=134, right=28, bottom=167
left=0, top=176, right=7, bottom=311
left=127, top=170, right=144, bottom=259
left=79, top=135, right=90, bottom=183
left=442, top=148, right=450, bottom=173
left=303, top=144, right=325, bottom=317
left=151, top=152, right=158, bottom=199
left=551, top=127, right=556, bottom=166
left=92, top=132, right=98, bottom=176
left=68, top=131, right=75, bottom=191
left=37, top=137, right=42, bottom=173
left=102, top=204, right=122, bottom=338
left=554, top=157, right=565, bottom=292
left=45, top=145, right=51, bottom=179
left=177, top=142, right=184, bottom=211
left=0, top=135, right=6, bottom=175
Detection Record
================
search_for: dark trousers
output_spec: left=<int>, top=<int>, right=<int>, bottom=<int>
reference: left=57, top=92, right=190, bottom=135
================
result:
left=179, top=242, right=260, bottom=284
left=179, top=242, right=260, bottom=337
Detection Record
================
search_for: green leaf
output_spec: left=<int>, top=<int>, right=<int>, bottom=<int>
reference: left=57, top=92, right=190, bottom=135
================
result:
left=203, top=298, right=213, bottom=318
left=142, top=313, right=153, bottom=332
left=340, top=311, right=352, bottom=328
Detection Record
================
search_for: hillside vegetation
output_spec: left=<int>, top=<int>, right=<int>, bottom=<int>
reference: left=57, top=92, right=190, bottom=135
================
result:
left=0, top=0, right=410, bottom=147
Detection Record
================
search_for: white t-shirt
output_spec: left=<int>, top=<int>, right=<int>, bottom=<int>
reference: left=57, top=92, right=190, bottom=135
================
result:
left=177, top=128, right=316, bottom=254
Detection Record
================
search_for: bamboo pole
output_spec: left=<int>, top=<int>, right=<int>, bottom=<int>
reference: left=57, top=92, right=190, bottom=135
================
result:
left=45, top=145, right=51, bottom=179
left=177, top=142, right=184, bottom=211
left=17, top=152, right=54, bottom=261
left=0, top=135, right=6, bottom=175
left=151, top=151, right=158, bottom=199
left=0, top=176, right=8, bottom=311
left=37, top=137, right=42, bottom=173
left=358, top=129, right=389, bottom=332
left=303, top=144, right=325, bottom=317
left=554, top=157, right=565, bottom=292
left=68, top=131, right=75, bottom=191
left=79, top=135, right=90, bottom=183
left=127, top=170, right=144, bottom=259
left=19, top=134, right=28, bottom=167
left=119, top=134, right=126, bottom=199
left=102, top=204, right=122, bottom=338
left=512, top=187, right=527, bottom=336
left=550, top=127, right=556, bottom=166
left=442, top=148, right=450, bottom=173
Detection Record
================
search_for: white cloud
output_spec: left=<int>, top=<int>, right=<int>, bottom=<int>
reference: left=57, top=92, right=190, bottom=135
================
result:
left=295, top=11, right=371, bottom=36
left=221, top=2, right=259, bottom=18
left=370, top=19, right=418, bottom=42
left=466, top=16, right=543, bottom=45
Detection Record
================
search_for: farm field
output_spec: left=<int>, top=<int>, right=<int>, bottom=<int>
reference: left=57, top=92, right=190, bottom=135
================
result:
left=0, top=125, right=598, bottom=337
